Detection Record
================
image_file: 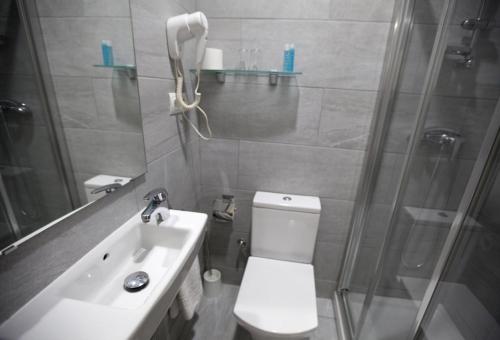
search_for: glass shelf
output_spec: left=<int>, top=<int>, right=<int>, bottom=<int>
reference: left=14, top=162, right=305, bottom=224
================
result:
left=93, top=64, right=136, bottom=79
left=191, top=69, right=302, bottom=85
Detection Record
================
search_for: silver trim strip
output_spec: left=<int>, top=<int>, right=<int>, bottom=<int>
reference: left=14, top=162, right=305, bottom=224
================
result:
left=334, top=291, right=352, bottom=340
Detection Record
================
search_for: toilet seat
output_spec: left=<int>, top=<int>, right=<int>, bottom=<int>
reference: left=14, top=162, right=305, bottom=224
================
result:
left=233, top=256, right=318, bottom=337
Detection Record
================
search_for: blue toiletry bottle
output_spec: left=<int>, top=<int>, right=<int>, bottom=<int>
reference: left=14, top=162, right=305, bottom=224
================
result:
left=289, top=43, right=295, bottom=72
left=101, top=40, right=114, bottom=66
left=282, top=44, right=290, bottom=72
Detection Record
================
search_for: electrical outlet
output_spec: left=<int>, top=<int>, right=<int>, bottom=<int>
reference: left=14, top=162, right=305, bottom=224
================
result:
left=168, top=92, right=184, bottom=114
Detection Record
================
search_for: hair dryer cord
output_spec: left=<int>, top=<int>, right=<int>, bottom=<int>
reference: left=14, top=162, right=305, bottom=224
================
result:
left=174, top=60, right=212, bottom=140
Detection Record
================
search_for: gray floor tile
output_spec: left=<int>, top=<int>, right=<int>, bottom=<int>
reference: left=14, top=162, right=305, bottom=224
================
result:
left=316, top=298, right=335, bottom=318
left=180, top=284, right=337, bottom=340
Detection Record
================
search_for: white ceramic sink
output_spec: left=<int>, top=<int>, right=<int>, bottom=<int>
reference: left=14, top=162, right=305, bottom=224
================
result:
left=62, top=217, right=191, bottom=309
left=0, top=209, right=207, bottom=340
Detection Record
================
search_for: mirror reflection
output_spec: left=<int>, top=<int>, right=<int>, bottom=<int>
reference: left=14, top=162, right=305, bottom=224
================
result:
left=0, top=0, right=146, bottom=251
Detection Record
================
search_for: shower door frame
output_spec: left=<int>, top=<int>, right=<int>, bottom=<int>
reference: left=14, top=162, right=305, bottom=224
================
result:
left=333, top=0, right=500, bottom=338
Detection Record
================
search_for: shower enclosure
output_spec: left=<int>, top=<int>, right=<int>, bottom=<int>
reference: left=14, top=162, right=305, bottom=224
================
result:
left=335, top=0, right=500, bottom=339
left=0, top=0, right=79, bottom=249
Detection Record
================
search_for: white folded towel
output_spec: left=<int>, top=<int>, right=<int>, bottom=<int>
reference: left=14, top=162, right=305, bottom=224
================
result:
left=177, top=256, right=203, bottom=320
left=168, top=298, right=179, bottom=319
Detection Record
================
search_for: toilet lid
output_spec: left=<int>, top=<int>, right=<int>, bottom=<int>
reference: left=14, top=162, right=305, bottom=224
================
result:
left=233, top=256, right=318, bottom=336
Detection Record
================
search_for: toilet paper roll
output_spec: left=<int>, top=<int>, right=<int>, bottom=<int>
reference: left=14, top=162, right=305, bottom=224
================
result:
left=201, top=48, right=223, bottom=70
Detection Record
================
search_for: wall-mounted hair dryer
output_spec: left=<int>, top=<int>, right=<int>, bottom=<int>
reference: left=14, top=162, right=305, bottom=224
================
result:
left=167, top=12, right=208, bottom=67
left=166, top=12, right=212, bottom=140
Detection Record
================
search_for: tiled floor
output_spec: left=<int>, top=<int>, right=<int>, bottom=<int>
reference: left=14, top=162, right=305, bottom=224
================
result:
left=179, top=284, right=338, bottom=340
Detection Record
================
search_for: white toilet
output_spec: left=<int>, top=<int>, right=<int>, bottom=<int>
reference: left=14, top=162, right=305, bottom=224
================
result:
left=233, top=191, right=321, bottom=340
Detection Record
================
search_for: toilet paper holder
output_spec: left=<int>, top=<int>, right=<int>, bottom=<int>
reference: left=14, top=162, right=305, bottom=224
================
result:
left=212, top=194, right=235, bottom=222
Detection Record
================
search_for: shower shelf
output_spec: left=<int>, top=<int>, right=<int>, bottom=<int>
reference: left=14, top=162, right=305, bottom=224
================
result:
left=190, top=69, right=302, bottom=85
left=93, top=64, right=137, bottom=79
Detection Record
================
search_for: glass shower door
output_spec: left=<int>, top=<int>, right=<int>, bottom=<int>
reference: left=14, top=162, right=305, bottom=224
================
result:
left=418, top=125, right=500, bottom=340
left=0, top=0, right=75, bottom=249
left=342, top=0, right=451, bottom=331
left=339, top=0, right=500, bottom=338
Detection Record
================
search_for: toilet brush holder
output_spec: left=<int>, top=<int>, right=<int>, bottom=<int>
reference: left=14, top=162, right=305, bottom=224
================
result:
left=203, top=269, right=222, bottom=298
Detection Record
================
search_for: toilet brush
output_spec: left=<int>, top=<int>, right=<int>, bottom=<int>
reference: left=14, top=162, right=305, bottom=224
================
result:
left=202, top=228, right=222, bottom=298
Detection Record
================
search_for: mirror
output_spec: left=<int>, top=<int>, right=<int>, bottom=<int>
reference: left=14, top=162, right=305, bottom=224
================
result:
left=0, top=0, right=146, bottom=251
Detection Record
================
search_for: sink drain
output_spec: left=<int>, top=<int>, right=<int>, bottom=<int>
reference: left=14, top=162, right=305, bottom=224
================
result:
left=124, top=271, right=149, bottom=292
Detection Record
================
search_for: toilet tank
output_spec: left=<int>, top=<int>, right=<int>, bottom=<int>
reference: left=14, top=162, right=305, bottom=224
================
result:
left=251, top=191, right=321, bottom=264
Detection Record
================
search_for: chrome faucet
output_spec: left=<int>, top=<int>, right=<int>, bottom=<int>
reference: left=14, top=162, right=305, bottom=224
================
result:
left=0, top=99, right=32, bottom=115
left=90, top=183, right=122, bottom=195
left=141, top=188, right=171, bottom=223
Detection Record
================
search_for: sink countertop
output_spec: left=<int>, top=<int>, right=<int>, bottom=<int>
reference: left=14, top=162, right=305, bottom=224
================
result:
left=0, top=210, right=207, bottom=340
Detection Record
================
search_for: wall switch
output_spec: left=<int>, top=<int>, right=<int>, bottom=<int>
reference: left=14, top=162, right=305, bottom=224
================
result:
left=169, top=92, right=184, bottom=114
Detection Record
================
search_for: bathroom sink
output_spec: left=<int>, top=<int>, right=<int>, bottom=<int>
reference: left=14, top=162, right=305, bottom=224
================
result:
left=62, top=218, right=191, bottom=309
left=0, top=209, right=207, bottom=340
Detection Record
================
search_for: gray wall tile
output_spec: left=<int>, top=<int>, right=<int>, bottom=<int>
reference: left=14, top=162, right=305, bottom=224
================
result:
left=314, top=240, right=345, bottom=282
left=91, top=76, right=142, bottom=133
left=330, top=0, right=395, bottom=22
left=165, top=144, right=199, bottom=209
left=36, top=0, right=130, bottom=17
left=238, top=141, right=364, bottom=200
left=200, top=83, right=322, bottom=145
left=53, top=75, right=142, bottom=133
left=319, top=198, right=354, bottom=243
left=130, top=0, right=186, bottom=78
left=200, top=138, right=239, bottom=189
left=241, top=20, right=390, bottom=90
left=241, top=0, right=330, bottom=19
left=204, top=19, right=242, bottom=70
left=64, top=128, right=146, bottom=177
left=196, top=0, right=241, bottom=18
left=40, top=17, right=134, bottom=77
left=52, top=76, right=97, bottom=129
left=319, top=89, right=377, bottom=150
left=137, top=77, right=181, bottom=162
